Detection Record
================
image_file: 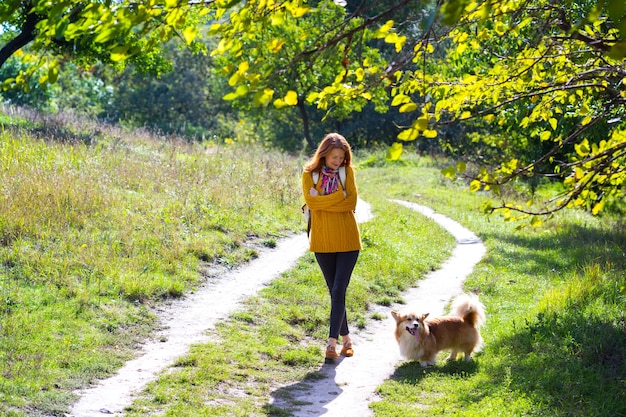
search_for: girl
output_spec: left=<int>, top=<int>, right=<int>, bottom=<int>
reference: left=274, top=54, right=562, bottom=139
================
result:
left=302, top=132, right=362, bottom=363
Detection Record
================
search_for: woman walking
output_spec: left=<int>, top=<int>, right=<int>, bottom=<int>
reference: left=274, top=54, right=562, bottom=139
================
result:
left=302, top=132, right=362, bottom=363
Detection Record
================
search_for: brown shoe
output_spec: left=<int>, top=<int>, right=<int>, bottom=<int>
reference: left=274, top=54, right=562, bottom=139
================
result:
left=325, top=344, right=339, bottom=363
left=340, top=342, right=354, bottom=357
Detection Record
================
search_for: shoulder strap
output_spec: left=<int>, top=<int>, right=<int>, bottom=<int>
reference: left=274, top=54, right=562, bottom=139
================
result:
left=312, top=171, right=319, bottom=185
left=338, top=166, right=346, bottom=189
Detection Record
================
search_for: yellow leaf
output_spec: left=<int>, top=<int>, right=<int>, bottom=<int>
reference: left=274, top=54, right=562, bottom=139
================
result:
left=253, top=89, right=274, bottom=106
left=273, top=98, right=287, bottom=109
left=386, top=142, right=403, bottom=160
left=395, top=35, right=406, bottom=52
left=237, top=61, right=249, bottom=74
left=290, top=6, right=309, bottom=18
left=592, top=198, right=605, bottom=215
left=267, top=38, right=285, bottom=53
left=580, top=103, right=590, bottom=115
left=423, top=129, right=437, bottom=138
left=182, top=26, right=197, bottom=45
left=575, top=140, right=590, bottom=157
left=284, top=90, right=298, bottom=106
left=441, top=166, right=456, bottom=178
left=539, top=131, right=551, bottom=141
left=469, top=180, right=482, bottom=192
left=549, top=118, right=558, bottom=130
left=399, top=103, right=418, bottom=113
left=391, top=94, right=409, bottom=106
left=416, top=115, right=429, bottom=130
left=581, top=116, right=592, bottom=126
left=355, top=67, right=364, bottom=81
left=223, top=84, right=248, bottom=101
left=271, top=12, right=285, bottom=25
left=397, top=128, right=419, bottom=141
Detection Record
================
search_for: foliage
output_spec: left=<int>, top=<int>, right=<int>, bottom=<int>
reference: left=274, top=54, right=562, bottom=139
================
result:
left=0, top=57, right=113, bottom=117
left=206, top=0, right=626, bottom=221
left=107, top=39, right=235, bottom=140
left=0, top=0, right=206, bottom=91
left=208, top=0, right=396, bottom=148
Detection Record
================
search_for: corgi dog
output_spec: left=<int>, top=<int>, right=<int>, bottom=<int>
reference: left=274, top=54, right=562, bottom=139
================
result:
left=391, top=293, right=486, bottom=367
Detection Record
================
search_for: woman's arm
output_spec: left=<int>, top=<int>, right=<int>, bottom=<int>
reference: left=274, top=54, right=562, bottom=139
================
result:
left=303, top=166, right=357, bottom=212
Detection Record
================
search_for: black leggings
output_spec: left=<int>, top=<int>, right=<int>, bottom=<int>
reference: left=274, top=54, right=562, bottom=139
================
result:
left=314, top=251, right=360, bottom=339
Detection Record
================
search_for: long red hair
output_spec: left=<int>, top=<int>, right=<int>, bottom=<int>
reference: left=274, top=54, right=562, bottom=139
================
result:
left=304, top=133, right=353, bottom=172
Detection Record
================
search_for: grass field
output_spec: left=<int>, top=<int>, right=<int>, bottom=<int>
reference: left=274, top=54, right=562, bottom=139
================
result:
left=1, top=109, right=624, bottom=416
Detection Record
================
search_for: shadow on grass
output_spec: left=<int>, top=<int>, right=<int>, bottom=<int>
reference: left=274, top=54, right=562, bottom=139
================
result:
left=488, top=310, right=626, bottom=416
left=479, top=223, right=626, bottom=276
left=385, top=220, right=626, bottom=416
left=479, top=221, right=626, bottom=416
left=391, top=358, right=480, bottom=384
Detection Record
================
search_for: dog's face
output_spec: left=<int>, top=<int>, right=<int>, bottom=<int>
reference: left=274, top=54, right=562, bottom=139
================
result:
left=391, top=311, right=429, bottom=338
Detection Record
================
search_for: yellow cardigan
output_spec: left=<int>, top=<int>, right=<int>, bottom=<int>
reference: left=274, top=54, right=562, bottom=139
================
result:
left=301, top=165, right=362, bottom=253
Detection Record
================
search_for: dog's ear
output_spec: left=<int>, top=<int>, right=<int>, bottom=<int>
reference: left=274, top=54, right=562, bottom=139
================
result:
left=390, top=310, right=401, bottom=322
left=422, top=313, right=430, bottom=319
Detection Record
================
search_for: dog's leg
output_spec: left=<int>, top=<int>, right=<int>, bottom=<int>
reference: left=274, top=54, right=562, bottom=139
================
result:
left=446, top=350, right=459, bottom=361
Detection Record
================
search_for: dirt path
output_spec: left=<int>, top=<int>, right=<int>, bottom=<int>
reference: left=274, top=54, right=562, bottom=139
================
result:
left=69, top=199, right=485, bottom=417
left=269, top=200, right=486, bottom=416
left=69, top=200, right=372, bottom=417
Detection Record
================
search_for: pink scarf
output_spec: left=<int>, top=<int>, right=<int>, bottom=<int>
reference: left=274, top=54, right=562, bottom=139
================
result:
left=320, top=167, right=340, bottom=195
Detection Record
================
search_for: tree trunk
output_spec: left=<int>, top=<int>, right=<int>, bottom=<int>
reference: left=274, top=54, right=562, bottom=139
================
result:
left=297, top=98, right=316, bottom=149
left=0, top=11, right=40, bottom=71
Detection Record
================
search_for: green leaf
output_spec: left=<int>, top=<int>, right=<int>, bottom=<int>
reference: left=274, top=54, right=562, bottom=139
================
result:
left=48, top=66, right=58, bottom=84
left=94, top=27, right=116, bottom=44
left=441, top=166, right=456, bottom=178
left=110, top=46, right=129, bottom=62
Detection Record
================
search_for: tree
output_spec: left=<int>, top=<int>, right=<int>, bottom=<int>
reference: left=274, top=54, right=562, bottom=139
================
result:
left=0, top=0, right=205, bottom=90
left=209, top=0, right=626, bottom=221
left=209, top=0, right=396, bottom=148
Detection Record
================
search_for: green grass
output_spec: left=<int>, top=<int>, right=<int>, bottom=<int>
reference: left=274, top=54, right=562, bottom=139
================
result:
left=123, top=163, right=457, bottom=416
left=363, top=164, right=626, bottom=417
left=0, top=114, right=304, bottom=416
left=1, top=111, right=625, bottom=417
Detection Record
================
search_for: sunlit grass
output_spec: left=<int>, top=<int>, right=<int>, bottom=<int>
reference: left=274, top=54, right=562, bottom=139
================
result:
left=0, top=115, right=303, bottom=416
left=123, top=159, right=457, bottom=417
left=365, top=164, right=626, bottom=417
left=1, top=110, right=624, bottom=417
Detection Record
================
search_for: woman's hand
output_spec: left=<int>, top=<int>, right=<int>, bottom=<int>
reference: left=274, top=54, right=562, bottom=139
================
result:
left=309, top=188, right=319, bottom=196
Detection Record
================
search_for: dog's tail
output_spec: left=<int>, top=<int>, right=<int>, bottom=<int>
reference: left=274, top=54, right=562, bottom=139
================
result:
left=450, top=293, right=486, bottom=328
